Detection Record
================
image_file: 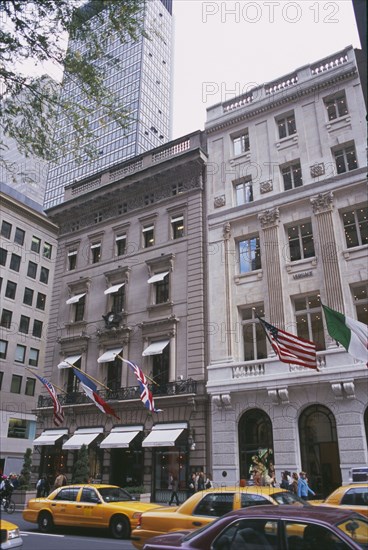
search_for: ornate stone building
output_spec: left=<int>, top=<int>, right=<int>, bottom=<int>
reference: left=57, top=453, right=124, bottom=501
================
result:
left=33, top=132, right=209, bottom=502
left=205, top=46, right=367, bottom=496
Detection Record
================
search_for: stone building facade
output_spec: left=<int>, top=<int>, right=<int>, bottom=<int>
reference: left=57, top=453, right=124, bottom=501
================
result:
left=205, top=46, right=367, bottom=497
left=33, top=132, right=209, bottom=502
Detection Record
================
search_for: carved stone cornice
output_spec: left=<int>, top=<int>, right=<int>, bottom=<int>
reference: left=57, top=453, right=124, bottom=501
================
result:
left=311, top=191, right=334, bottom=214
left=258, top=207, right=280, bottom=229
left=96, top=325, right=131, bottom=345
left=139, top=315, right=179, bottom=338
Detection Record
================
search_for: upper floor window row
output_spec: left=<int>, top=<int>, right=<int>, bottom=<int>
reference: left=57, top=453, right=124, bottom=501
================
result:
left=232, top=131, right=250, bottom=156
left=276, top=112, right=296, bottom=139
left=324, top=92, right=348, bottom=121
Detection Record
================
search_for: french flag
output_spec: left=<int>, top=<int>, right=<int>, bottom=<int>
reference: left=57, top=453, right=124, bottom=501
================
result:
left=72, top=368, right=119, bottom=419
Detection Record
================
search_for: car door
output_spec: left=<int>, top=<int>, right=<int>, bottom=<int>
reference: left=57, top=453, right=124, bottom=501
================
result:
left=187, top=493, right=235, bottom=530
left=74, top=487, right=105, bottom=527
left=50, top=487, right=81, bottom=526
left=340, top=487, right=368, bottom=517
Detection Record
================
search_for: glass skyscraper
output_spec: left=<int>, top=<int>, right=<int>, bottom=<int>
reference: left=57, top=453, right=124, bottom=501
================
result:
left=44, top=0, right=173, bottom=210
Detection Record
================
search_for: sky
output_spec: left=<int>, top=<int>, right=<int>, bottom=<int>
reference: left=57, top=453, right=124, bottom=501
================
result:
left=171, top=0, right=361, bottom=139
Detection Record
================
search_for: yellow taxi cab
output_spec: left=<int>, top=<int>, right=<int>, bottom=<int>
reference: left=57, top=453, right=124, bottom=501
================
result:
left=22, top=484, right=161, bottom=539
left=0, top=519, right=23, bottom=549
left=313, top=483, right=368, bottom=517
left=131, top=485, right=309, bottom=549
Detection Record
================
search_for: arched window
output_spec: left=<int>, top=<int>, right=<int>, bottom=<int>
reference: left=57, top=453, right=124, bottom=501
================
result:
left=238, top=409, right=274, bottom=482
left=299, top=405, right=341, bottom=498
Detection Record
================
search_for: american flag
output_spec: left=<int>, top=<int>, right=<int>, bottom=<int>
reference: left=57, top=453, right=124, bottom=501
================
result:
left=258, top=318, right=318, bottom=370
left=34, top=374, right=65, bottom=426
left=122, top=359, right=162, bottom=412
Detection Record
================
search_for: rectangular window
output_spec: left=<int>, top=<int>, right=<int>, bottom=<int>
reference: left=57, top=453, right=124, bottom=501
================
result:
left=29, top=348, right=39, bottom=367
left=277, top=113, right=296, bottom=139
left=325, top=93, right=348, bottom=120
left=32, top=319, right=43, bottom=338
left=152, top=344, right=170, bottom=387
left=0, top=248, right=7, bottom=266
left=111, top=286, right=125, bottom=313
left=23, top=287, right=34, bottom=306
left=353, top=284, right=368, bottom=324
left=0, top=339, right=8, bottom=359
left=10, top=253, right=21, bottom=272
left=75, top=296, right=85, bottom=322
left=27, top=261, right=37, bottom=279
left=7, top=417, right=26, bottom=436
left=239, top=237, right=261, bottom=273
left=91, top=242, right=101, bottom=263
left=143, top=225, right=154, bottom=248
left=15, top=344, right=26, bottom=363
left=14, top=227, right=25, bottom=245
left=0, top=309, right=12, bottom=328
left=155, top=274, right=169, bottom=304
left=334, top=145, right=357, bottom=174
left=294, top=294, right=325, bottom=350
left=235, top=179, right=253, bottom=206
left=287, top=221, right=315, bottom=261
left=19, top=315, right=30, bottom=334
left=343, top=207, right=368, bottom=248
left=115, top=234, right=126, bottom=256
left=241, top=305, right=267, bottom=361
left=36, top=292, right=46, bottom=310
left=31, top=236, right=41, bottom=253
left=25, top=378, right=36, bottom=396
left=43, top=242, right=52, bottom=259
left=68, top=250, right=77, bottom=270
left=281, top=162, right=303, bottom=190
left=5, top=280, right=17, bottom=300
left=1, top=221, right=12, bottom=239
left=233, top=131, right=250, bottom=156
left=0, top=371, right=2, bottom=389
left=40, top=266, right=49, bottom=284
left=171, top=216, right=184, bottom=239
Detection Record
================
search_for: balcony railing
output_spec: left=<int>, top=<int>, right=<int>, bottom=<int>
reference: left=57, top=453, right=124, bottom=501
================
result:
left=37, top=378, right=200, bottom=409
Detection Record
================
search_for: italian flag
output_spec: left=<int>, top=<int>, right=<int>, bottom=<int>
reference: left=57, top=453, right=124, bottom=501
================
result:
left=322, top=304, right=368, bottom=364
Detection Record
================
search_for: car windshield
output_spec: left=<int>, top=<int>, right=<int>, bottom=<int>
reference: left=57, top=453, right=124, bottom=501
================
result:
left=272, top=492, right=310, bottom=506
left=336, top=517, right=368, bottom=548
left=98, top=487, right=133, bottom=503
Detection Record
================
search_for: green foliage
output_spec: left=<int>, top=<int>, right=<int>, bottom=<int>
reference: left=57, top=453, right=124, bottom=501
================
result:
left=0, top=0, right=145, bottom=165
left=71, top=444, right=90, bottom=483
left=19, top=448, right=32, bottom=490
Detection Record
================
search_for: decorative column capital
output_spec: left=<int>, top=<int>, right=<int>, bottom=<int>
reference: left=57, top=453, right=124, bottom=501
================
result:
left=223, top=222, right=231, bottom=239
left=310, top=191, right=334, bottom=214
left=258, top=207, right=280, bottom=229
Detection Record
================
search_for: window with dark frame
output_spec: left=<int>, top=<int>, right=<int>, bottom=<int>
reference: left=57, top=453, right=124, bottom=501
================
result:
left=31, top=236, right=41, bottom=253
left=25, top=378, right=36, bottom=396
left=353, top=284, right=368, bottom=324
left=294, top=294, right=325, bottom=350
left=27, top=261, right=37, bottom=279
left=74, top=295, right=85, bottom=322
left=32, top=319, right=43, bottom=338
left=0, top=248, right=7, bottom=266
left=276, top=113, right=296, bottom=139
left=233, top=131, right=250, bottom=156
left=14, top=227, right=25, bottom=245
left=5, top=280, right=17, bottom=300
left=19, top=315, right=30, bottom=334
left=115, top=234, right=126, bottom=256
left=23, top=288, right=34, bottom=306
left=43, top=242, right=52, bottom=259
left=68, top=250, right=77, bottom=270
left=143, top=225, right=154, bottom=248
left=334, top=145, right=357, bottom=174
left=36, top=292, right=46, bottom=310
left=324, top=93, right=348, bottom=121
left=111, top=286, right=125, bottom=313
left=287, top=221, right=315, bottom=261
left=10, top=253, right=21, bottom=272
left=239, top=237, right=261, bottom=273
left=0, top=309, right=12, bottom=328
left=1, top=221, right=12, bottom=239
left=152, top=344, right=170, bottom=388
left=241, top=305, right=267, bottom=361
left=40, top=266, right=49, bottom=284
left=0, top=339, right=8, bottom=359
left=91, top=242, right=101, bottom=263
left=155, top=274, right=169, bottom=304
left=15, top=344, right=26, bottom=363
left=342, top=207, right=368, bottom=248
left=281, top=162, right=303, bottom=190
left=171, top=216, right=184, bottom=239
left=29, top=348, right=39, bottom=367
left=10, top=375, right=22, bottom=394
left=235, top=179, right=253, bottom=206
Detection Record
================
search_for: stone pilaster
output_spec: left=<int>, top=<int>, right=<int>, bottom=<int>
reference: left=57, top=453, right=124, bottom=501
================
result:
left=223, top=222, right=232, bottom=357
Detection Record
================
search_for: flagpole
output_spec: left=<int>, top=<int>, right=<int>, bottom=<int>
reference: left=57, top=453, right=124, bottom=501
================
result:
left=65, top=361, right=111, bottom=391
left=115, top=354, right=160, bottom=386
left=25, top=367, right=67, bottom=394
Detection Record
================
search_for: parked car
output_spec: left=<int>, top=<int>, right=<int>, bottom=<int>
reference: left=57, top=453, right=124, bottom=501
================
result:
left=0, top=519, right=23, bottom=549
left=22, top=484, right=161, bottom=539
left=141, top=505, right=368, bottom=550
left=131, top=486, right=309, bottom=549
left=314, top=483, right=368, bottom=517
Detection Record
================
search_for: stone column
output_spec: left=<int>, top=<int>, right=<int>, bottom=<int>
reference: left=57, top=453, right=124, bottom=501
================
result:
left=223, top=222, right=232, bottom=357
left=310, top=192, right=344, bottom=312
left=258, top=208, right=284, bottom=328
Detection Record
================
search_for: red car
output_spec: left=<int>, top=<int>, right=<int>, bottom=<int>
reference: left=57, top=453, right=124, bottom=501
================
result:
left=142, top=505, right=368, bottom=550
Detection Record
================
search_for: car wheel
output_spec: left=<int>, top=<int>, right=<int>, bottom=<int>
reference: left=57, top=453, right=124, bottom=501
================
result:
left=109, top=514, right=130, bottom=539
left=38, top=511, right=54, bottom=533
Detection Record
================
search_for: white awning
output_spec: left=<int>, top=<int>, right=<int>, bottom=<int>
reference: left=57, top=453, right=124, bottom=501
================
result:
left=97, top=348, right=123, bottom=363
left=147, top=271, right=169, bottom=284
left=58, top=355, right=81, bottom=369
left=90, top=243, right=101, bottom=249
left=104, top=283, right=125, bottom=295
left=33, top=429, right=68, bottom=446
left=142, top=423, right=187, bottom=447
left=66, top=293, right=86, bottom=305
left=62, top=427, right=103, bottom=450
left=100, top=426, right=143, bottom=449
left=115, top=235, right=126, bottom=241
left=67, top=250, right=77, bottom=256
left=171, top=215, right=184, bottom=222
left=142, top=340, right=170, bottom=356
left=142, top=225, right=154, bottom=232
